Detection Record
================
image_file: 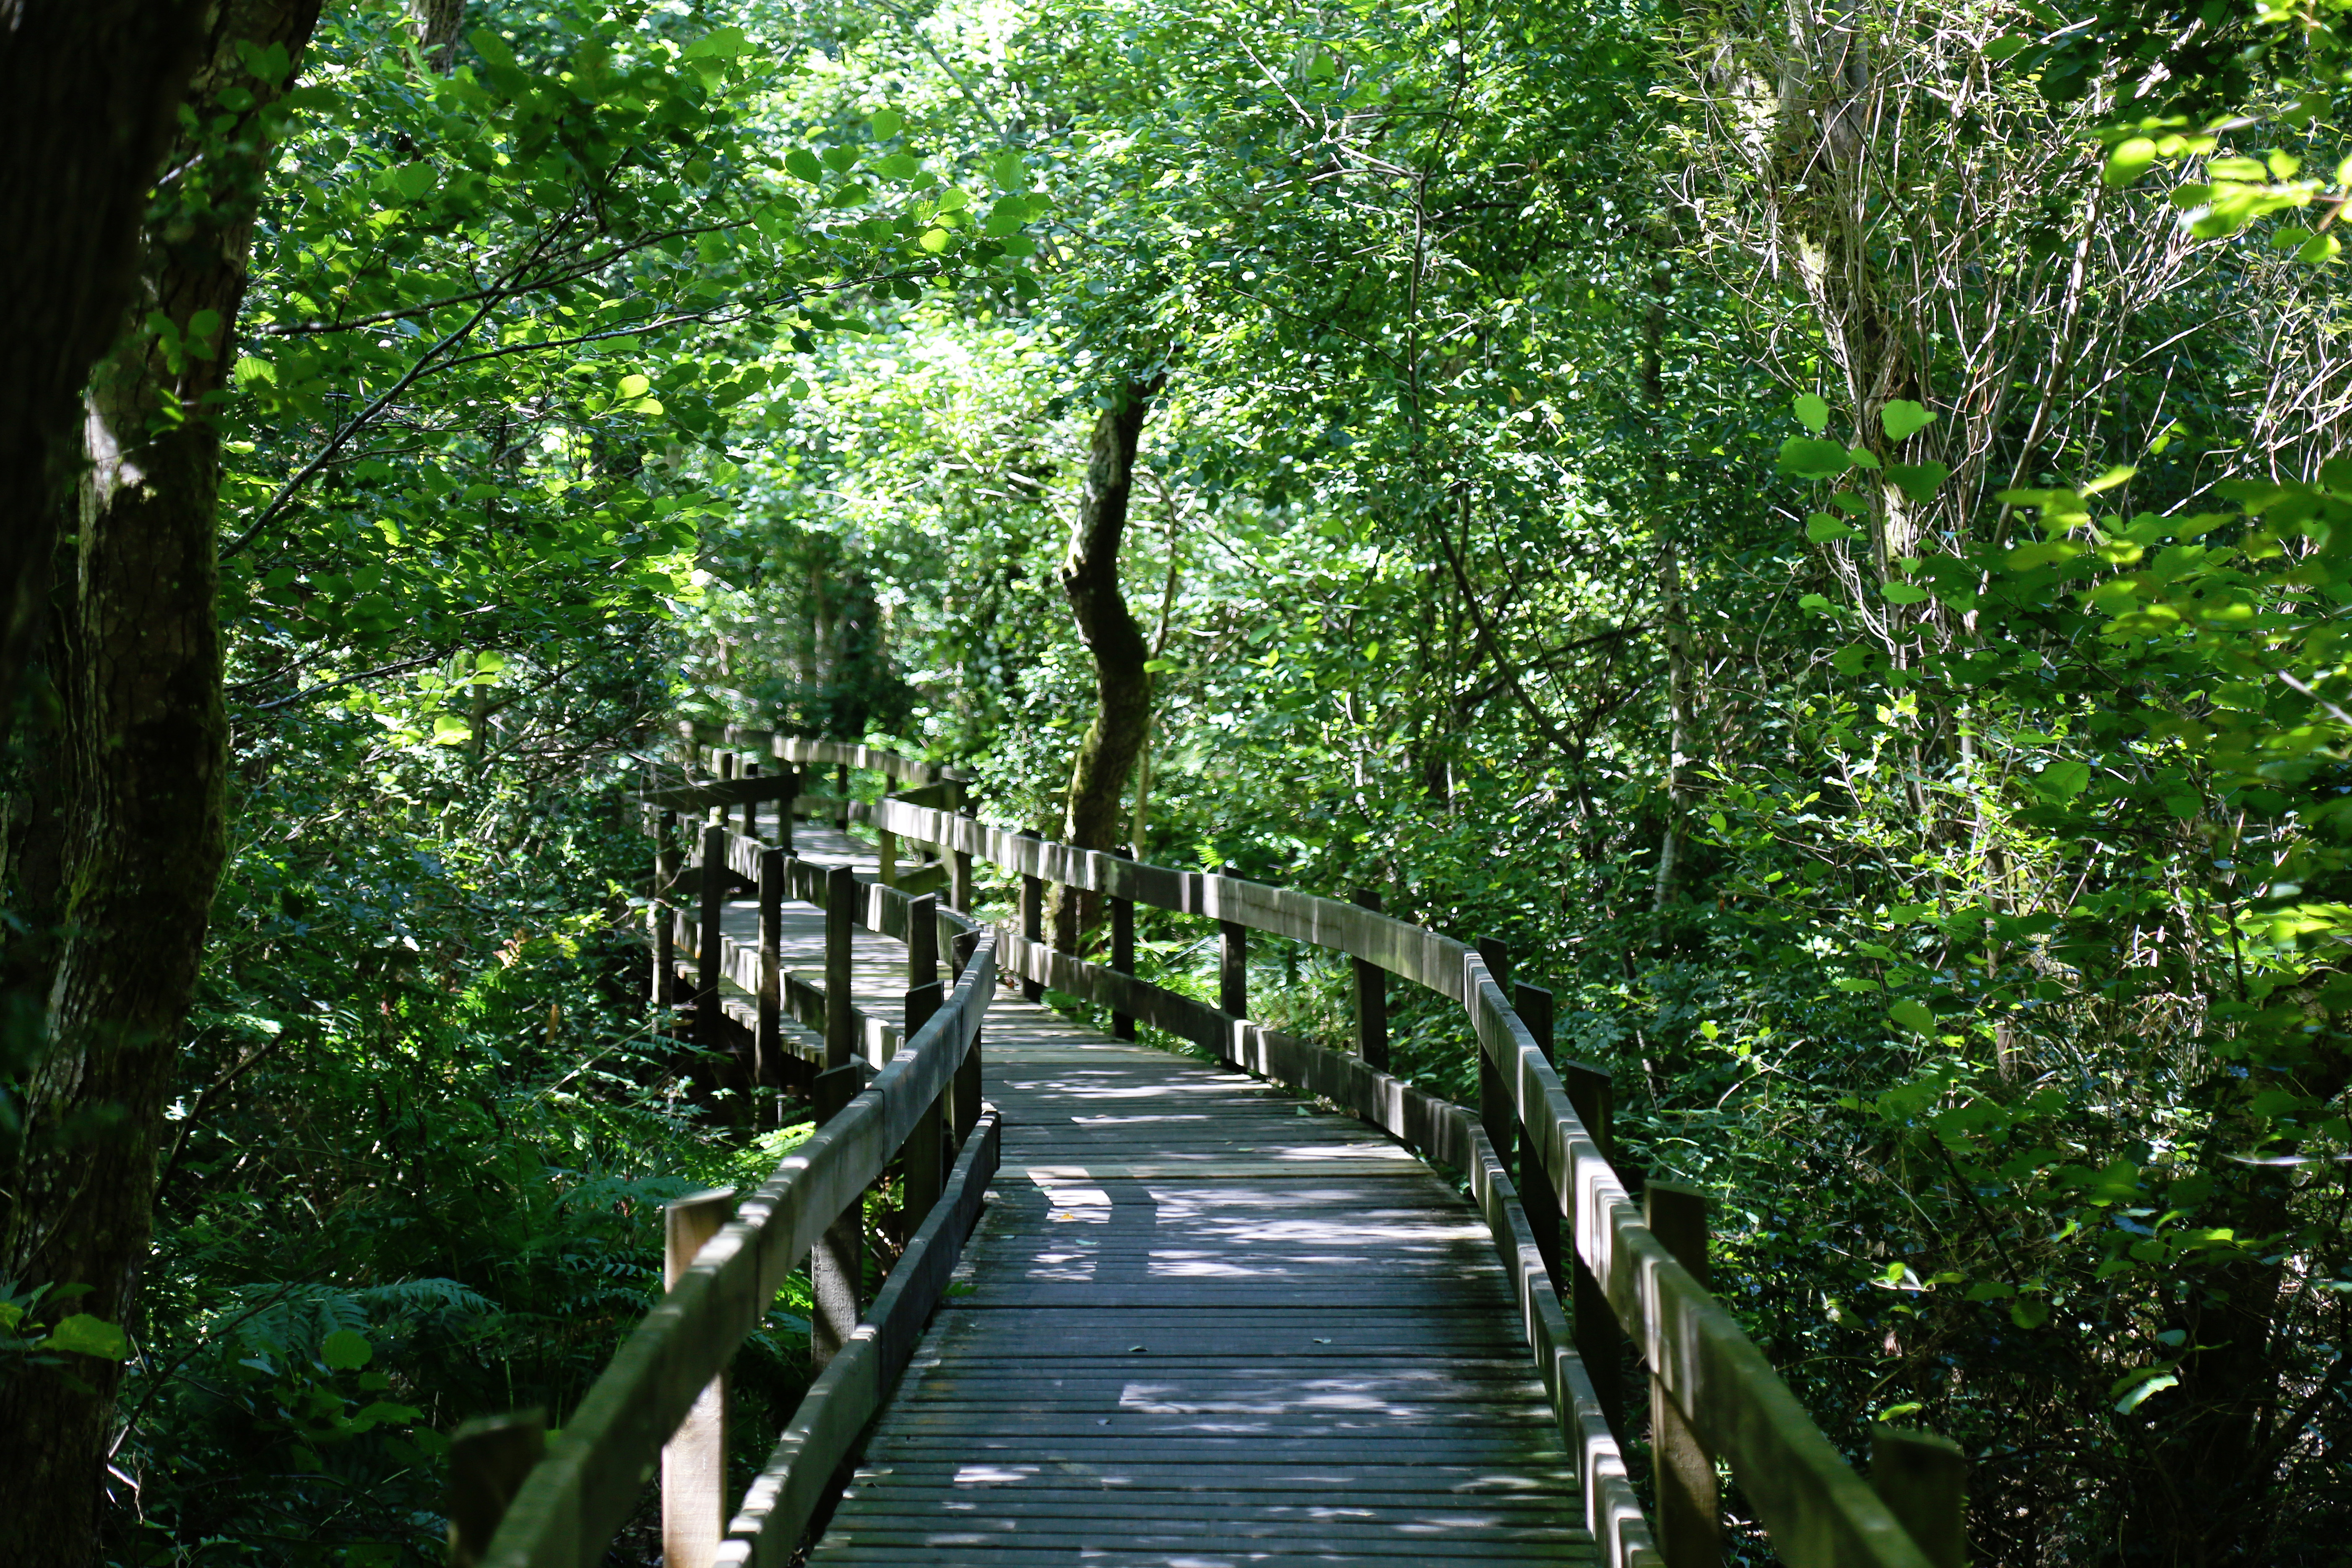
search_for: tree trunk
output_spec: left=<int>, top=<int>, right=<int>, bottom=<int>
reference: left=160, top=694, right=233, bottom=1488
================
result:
left=408, top=0, right=465, bottom=71
left=0, top=2, right=206, bottom=746
left=1051, top=382, right=1158, bottom=952
left=0, top=2, right=321, bottom=1557
left=1645, top=237, right=1693, bottom=932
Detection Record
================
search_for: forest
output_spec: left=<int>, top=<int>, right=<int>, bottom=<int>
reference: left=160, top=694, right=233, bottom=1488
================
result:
left=1, top=0, right=2348, bottom=1561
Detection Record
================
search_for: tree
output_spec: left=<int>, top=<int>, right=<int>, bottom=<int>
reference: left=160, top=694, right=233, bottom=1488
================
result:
left=0, top=5, right=325, bottom=1556
left=0, top=0, right=206, bottom=741
left=1051, top=379, right=1159, bottom=949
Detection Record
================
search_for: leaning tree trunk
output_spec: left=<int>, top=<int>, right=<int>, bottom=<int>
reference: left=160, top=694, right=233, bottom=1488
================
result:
left=0, top=1, right=204, bottom=749
left=1050, top=382, right=1158, bottom=952
left=0, top=2, right=321, bottom=1558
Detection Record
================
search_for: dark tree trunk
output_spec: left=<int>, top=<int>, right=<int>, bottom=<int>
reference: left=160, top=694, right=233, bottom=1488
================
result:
left=0, top=2, right=321, bottom=1557
left=0, top=2, right=206, bottom=745
left=1051, top=383, right=1158, bottom=952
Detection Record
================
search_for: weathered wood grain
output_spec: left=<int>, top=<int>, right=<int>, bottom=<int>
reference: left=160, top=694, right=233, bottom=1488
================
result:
left=476, top=934, right=999, bottom=1568
left=721, top=1109, right=1002, bottom=1567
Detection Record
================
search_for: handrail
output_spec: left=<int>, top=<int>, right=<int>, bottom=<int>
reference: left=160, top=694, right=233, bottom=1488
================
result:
left=476, top=930, right=998, bottom=1568
left=734, top=737, right=1946, bottom=1568
left=646, top=725, right=1953, bottom=1568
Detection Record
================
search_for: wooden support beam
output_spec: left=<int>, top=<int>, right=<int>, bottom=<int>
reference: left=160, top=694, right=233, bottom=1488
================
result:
left=824, top=864, right=854, bottom=1069
left=1515, top=980, right=1562, bottom=1290
left=906, top=892, right=938, bottom=990
left=756, top=849, right=783, bottom=1090
left=662, top=1189, right=735, bottom=1568
left=1019, top=842, right=1044, bottom=1003
left=809, top=1059, right=866, bottom=1369
left=950, top=930, right=982, bottom=1145
left=696, top=825, right=725, bottom=1051
left=448, top=1409, right=545, bottom=1568
left=1353, top=887, right=1387, bottom=1069
left=879, top=824, right=897, bottom=888
left=1218, top=866, right=1247, bottom=1019
left=899, top=978, right=946, bottom=1238
left=1563, top=1058, right=1624, bottom=1439
left=1647, top=1181, right=1719, bottom=1568
left=1476, top=938, right=1516, bottom=1170
left=1871, top=1428, right=1967, bottom=1568
left=651, top=812, right=676, bottom=1024
left=742, top=760, right=760, bottom=838
left=1110, top=849, right=1136, bottom=1041
left=834, top=762, right=849, bottom=829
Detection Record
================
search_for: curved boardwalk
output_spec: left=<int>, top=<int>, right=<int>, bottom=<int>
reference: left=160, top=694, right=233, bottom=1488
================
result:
left=738, top=832, right=1592, bottom=1565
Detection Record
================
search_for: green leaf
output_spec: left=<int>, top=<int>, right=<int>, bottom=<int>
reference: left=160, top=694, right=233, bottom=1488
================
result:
left=1983, top=33, right=2031, bottom=59
left=2112, top=1368, right=2179, bottom=1413
left=1881, top=400, right=1936, bottom=440
left=1888, top=461, right=1949, bottom=504
left=321, top=1329, right=373, bottom=1370
left=988, top=150, right=1028, bottom=192
left=1888, top=997, right=1936, bottom=1034
left=682, top=25, right=749, bottom=58
left=392, top=164, right=435, bottom=202
left=874, top=152, right=921, bottom=182
left=1793, top=392, right=1831, bottom=433
left=46, top=1314, right=129, bottom=1361
left=1806, top=513, right=1858, bottom=542
left=1777, top=437, right=1851, bottom=480
left=869, top=107, right=905, bottom=138
left=2033, top=759, right=2091, bottom=799
left=2010, top=1299, right=2051, bottom=1329
left=784, top=148, right=823, bottom=183
left=1882, top=581, right=1930, bottom=605
left=2104, top=136, right=2159, bottom=187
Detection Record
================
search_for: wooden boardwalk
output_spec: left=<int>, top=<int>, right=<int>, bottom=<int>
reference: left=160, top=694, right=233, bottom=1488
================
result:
left=735, top=830, right=1592, bottom=1565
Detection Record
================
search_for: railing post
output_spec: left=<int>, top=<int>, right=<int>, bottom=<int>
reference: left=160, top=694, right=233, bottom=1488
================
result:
left=824, top=863, right=855, bottom=1067
left=950, top=929, right=983, bottom=1144
left=1563, top=1059, right=1625, bottom=1439
left=879, top=822, right=898, bottom=888
left=662, top=1188, right=735, bottom=1568
left=948, top=780, right=973, bottom=912
left=908, top=891, right=938, bottom=991
left=742, top=759, right=760, bottom=838
left=777, top=765, right=796, bottom=853
left=1646, top=1181, right=1719, bottom=1568
left=1514, top=980, right=1563, bottom=1290
left=697, top=824, right=725, bottom=1051
left=900, top=973, right=947, bottom=1238
left=651, top=809, right=676, bottom=1025
left=1110, top=848, right=1136, bottom=1040
left=1218, top=864, right=1246, bottom=1018
left=1872, top=1427, right=1967, bottom=1568
left=835, top=762, right=850, bottom=829
left=812, top=862, right=863, bottom=1368
left=757, top=848, right=783, bottom=1092
left=447, top=1409, right=545, bottom=1568
left=1019, top=840, right=1043, bottom=1003
left=1475, top=938, right=1515, bottom=1171
left=1352, top=887, right=1387, bottom=1069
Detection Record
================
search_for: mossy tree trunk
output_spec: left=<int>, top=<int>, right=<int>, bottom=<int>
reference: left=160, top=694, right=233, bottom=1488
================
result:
left=0, top=1, right=205, bottom=740
left=1051, top=381, right=1158, bottom=952
left=0, top=3, right=321, bottom=1557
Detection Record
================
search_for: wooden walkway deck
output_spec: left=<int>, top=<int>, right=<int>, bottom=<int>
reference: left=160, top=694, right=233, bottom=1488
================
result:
left=742, top=828, right=1594, bottom=1565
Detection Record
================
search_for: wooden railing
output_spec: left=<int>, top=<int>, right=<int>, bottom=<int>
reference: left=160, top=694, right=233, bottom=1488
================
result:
left=453, top=723, right=1964, bottom=1568
left=705, top=725, right=1963, bottom=1568
left=450, top=750, right=999, bottom=1568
